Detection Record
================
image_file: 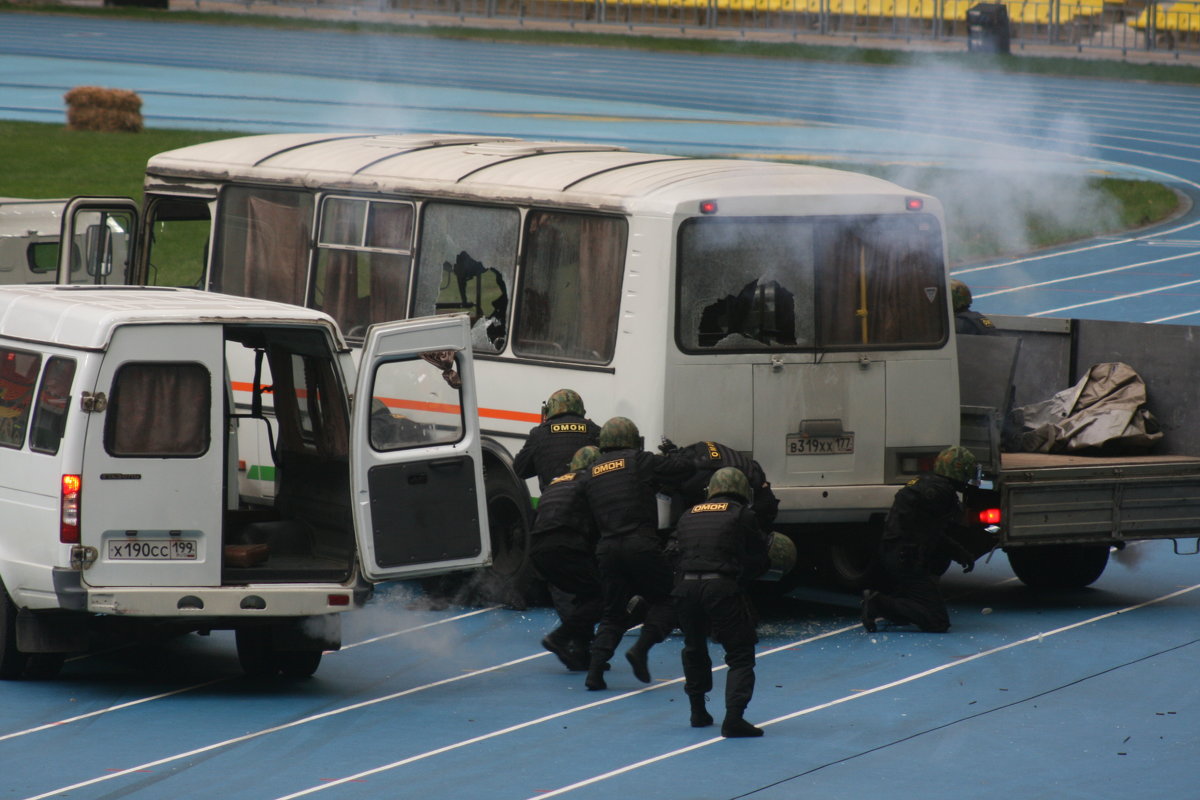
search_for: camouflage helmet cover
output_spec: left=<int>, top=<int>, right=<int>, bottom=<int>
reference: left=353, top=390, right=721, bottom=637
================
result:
left=544, top=388, right=585, bottom=419
left=598, top=416, right=640, bottom=450
left=950, top=279, right=972, bottom=313
left=933, top=445, right=978, bottom=484
left=706, top=466, right=751, bottom=502
left=570, top=445, right=601, bottom=472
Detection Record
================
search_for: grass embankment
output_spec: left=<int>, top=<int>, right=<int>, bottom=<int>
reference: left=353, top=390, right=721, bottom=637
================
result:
left=0, top=120, right=1183, bottom=265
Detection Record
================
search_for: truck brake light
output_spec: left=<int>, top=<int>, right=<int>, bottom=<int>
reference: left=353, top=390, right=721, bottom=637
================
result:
left=61, top=474, right=81, bottom=544
left=978, top=507, right=1001, bottom=525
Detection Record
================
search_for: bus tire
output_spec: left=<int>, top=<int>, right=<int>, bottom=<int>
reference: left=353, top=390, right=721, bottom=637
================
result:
left=817, top=522, right=883, bottom=591
left=0, top=581, right=29, bottom=680
left=1007, top=544, right=1110, bottom=590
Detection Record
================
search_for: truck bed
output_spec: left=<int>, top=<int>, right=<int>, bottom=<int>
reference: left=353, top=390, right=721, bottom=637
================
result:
left=1001, top=452, right=1200, bottom=470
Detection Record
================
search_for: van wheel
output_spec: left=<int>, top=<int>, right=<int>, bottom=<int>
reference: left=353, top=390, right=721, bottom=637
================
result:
left=0, top=582, right=30, bottom=680
left=277, top=650, right=321, bottom=679
left=235, top=627, right=278, bottom=678
left=1007, top=544, right=1110, bottom=590
left=480, top=466, right=536, bottom=606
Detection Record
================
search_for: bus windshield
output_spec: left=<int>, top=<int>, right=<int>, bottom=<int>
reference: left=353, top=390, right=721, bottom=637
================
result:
left=676, top=214, right=947, bottom=352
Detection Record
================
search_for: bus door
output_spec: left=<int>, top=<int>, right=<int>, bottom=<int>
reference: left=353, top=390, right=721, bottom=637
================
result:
left=57, top=197, right=138, bottom=285
left=352, top=314, right=491, bottom=581
left=753, top=355, right=886, bottom=489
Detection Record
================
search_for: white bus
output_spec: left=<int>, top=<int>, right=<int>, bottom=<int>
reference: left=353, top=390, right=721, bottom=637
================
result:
left=47, top=133, right=960, bottom=590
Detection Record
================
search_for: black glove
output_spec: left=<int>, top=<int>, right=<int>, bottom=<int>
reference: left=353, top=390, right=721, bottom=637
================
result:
left=659, top=437, right=679, bottom=454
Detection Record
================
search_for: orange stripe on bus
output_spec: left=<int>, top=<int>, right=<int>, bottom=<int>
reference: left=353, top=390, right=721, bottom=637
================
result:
left=231, top=382, right=539, bottom=424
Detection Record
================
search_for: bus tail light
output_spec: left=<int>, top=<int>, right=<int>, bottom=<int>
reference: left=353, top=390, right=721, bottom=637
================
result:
left=61, top=474, right=81, bottom=544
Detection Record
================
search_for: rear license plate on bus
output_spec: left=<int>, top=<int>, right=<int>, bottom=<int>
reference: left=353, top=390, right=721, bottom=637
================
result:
left=107, top=539, right=198, bottom=560
left=786, top=433, right=854, bottom=455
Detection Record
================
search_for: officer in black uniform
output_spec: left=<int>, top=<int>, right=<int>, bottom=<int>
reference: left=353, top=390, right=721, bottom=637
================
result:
left=580, top=416, right=694, bottom=691
left=951, top=279, right=999, bottom=336
left=514, top=389, right=602, bottom=490
left=663, top=439, right=780, bottom=532
left=529, top=445, right=603, bottom=672
left=670, top=467, right=771, bottom=738
left=862, top=446, right=979, bottom=634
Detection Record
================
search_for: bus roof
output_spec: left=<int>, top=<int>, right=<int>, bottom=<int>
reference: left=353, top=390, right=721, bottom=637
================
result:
left=0, top=286, right=344, bottom=351
left=145, top=133, right=930, bottom=212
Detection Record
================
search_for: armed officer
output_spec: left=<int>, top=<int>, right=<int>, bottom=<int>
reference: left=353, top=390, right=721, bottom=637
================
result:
left=951, top=279, right=999, bottom=336
left=514, top=389, right=602, bottom=490
left=529, top=445, right=603, bottom=672
left=663, top=439, right=780, bottom=532
left=862, top=446, right=979, bottom=634
left=670, top=467, right=771, bottom=738
left=580, top=417, right=694, bottom=691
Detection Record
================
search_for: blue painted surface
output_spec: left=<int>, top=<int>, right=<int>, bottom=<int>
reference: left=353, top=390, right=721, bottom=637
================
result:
left=2, top=13, right=1200, bottom=799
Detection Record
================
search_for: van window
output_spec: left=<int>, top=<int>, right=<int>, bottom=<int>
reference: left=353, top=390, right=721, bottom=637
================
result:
left=513, top=211, right=626, bottom=365
left=30, top=357, right=76, bottom=455
left=313, top=197, right=413, bottom=337
left=676, top=215, right=946, bottom=352
left=0, top=348, right=42, bottom=449
left=105, top=363, right=210, bottom=457
left=211, top=187, right=314, bottom=307
left=413, top=203, right=518, bottom=354
left=369, top=351, right=465, bottom=451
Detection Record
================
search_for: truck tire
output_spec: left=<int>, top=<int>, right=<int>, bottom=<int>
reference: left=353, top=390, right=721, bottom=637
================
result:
left=1007, top=544, right=1110, bottom=590
left=0, top=582, right=29, bottom=680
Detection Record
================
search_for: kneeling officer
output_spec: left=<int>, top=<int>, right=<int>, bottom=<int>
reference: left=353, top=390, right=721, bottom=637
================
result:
left=670, top=467, right=771, bottom=738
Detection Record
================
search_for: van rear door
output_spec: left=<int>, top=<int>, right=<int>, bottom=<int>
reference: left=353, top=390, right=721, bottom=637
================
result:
left=351, top=314, right=491, bottom=581
left=57, top=197, right=138, bottom=285
left=80, top=323, right=223, bottom=588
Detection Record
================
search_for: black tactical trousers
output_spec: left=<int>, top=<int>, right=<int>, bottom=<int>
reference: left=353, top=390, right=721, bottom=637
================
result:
left=529, top=540, right=603, bottom=641
left=673, top=576, right=758, bottom=713
left=590, top=534, right=676, bottom=661
left=873, top=540, right=951, bottom=633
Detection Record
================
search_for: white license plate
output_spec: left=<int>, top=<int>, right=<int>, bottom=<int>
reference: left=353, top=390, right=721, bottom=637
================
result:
left=107, top=539, right=199, bottom=560
left=786, top=433, right=855, bottom=455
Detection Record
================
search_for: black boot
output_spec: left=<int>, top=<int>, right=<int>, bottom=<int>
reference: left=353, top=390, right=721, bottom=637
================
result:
left=689, top=695, right=713, bottom=728
left=585, top=654, right=608, bottom=691
left=625, top=630, right=658, bottom=683
left=541, top=632, right=580, bottom=671
left=721, top=711, right=764, bottom=738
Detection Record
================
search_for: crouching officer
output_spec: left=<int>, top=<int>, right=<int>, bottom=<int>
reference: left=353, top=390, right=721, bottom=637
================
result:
left=581, top=416, right=694, bottom=691
left=663, top=439, right=780, bottom=532
left=514, top=389, right=601, bottom=490
left=862, top=446, right=979, bottom=634
left=530, top=446, right=603, bottom=671
left=670, top=467, right=771, bottom=738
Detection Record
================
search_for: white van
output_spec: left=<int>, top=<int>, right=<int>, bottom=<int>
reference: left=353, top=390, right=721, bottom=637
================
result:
left=0, top=285, right=490, bottom=680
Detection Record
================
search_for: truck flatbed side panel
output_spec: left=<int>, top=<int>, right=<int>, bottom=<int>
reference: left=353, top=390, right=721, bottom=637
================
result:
left=1001, top=452, right=1200, bottom=471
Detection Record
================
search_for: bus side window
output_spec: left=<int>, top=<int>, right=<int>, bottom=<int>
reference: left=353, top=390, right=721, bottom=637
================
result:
left=413, top=203, right=519, bottom=354
left=212, top=187, right=314, bottom=307
left=30, top=356, right=76, bottom=455
left=513, top=210, right=626, bottom=365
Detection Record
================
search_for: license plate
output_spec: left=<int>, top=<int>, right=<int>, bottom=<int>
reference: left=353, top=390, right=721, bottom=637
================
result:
left=107, top=539, right=198, bottom=560
left=786, top=433, right=855, bottom=455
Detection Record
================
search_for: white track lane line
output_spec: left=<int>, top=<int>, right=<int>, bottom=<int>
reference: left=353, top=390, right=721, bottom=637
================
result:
left=1030, top=276, right=1200, bottom=316
left=524, top=581, right=1200, bottom=800
left=0, top=606, right=499, bottom=744
left=968, top=250, right=1200, bottom=302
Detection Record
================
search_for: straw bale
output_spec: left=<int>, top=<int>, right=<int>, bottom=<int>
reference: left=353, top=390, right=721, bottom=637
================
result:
left=63, top=86, right=144, bottom=132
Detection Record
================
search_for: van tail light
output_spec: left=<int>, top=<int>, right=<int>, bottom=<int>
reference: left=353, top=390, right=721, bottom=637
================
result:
left=979, top=507, right=1001, bottom=526
left=61, top=474, right=81, bottom=544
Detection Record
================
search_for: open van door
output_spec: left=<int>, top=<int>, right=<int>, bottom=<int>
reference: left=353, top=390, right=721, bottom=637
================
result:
left=57, top=197, right=138, bottom=285
left=352, top=314, right=491, bottom=581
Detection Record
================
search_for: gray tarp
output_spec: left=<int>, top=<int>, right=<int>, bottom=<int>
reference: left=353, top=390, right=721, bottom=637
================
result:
left=1008, top=362, right=1163, bottom=454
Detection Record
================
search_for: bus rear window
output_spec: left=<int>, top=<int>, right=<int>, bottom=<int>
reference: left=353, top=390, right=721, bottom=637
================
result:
left=676, top=215, right=947, bottom=352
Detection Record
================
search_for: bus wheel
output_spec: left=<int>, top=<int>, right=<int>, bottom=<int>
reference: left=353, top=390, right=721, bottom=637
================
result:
left=0, top=581, right=30, bottom=680
left=480, top=466, right=535, bottom=607
left=1007, top=544, right=1110, bottom=590
left=819, top=523, right=882, bottom=591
